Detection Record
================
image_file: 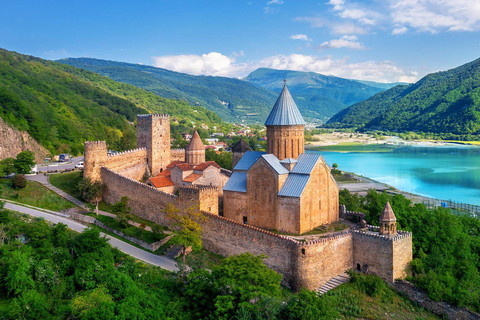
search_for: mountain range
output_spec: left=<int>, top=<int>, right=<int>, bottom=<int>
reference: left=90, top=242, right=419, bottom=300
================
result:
left=327, top=57, right=480, bottom=137
left=0, top=49, right=225, bottom=155
left=58, top=59, right=400, bottom=123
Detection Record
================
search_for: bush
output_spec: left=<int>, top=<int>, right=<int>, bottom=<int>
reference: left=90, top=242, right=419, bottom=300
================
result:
left=12, top=175, right=27, bottom=189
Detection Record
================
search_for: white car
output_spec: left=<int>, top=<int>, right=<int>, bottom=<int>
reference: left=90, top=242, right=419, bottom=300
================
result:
left=75, top=161, right=84, bottom=169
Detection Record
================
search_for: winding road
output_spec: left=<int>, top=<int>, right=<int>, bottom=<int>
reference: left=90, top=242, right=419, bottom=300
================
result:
left=4, top=201, right=179, bottom=272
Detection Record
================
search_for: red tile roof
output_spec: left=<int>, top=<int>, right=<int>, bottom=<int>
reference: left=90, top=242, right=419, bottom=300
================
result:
left=194, top=161, right=221, bottom=171
left=147, top=175, right=174, bottom=188
left=183, top=173, right=202, bottom=183
left=173, top=163, right=193, bottom=171
left=167, top=161, right=186, bottom=169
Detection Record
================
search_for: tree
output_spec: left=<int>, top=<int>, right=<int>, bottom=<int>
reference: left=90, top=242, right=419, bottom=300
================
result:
left=0, top=157, right=15, bottom=176
left=13, top=151, right=35, bottom=174
left=112, top=196, right=132, bottom=228
left=12, top=174, right=27, bottom=189
left=77, top=178, right=105, bottom=215
left=166, top=203, right=206, bottom=264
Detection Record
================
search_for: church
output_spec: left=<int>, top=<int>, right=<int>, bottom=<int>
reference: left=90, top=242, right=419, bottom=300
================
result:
left=224, top=83, right=339, bottom=234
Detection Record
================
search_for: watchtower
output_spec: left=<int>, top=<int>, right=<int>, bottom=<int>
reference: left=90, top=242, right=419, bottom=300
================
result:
left=379, top=201, right=397, bottom=236
left=84, top=141, right=108, bottom=181
left=265, top=80, right=305, bottom=160
left=185, top=130, right=205, bottom=166
left=136, top=114, right=171, bottom=176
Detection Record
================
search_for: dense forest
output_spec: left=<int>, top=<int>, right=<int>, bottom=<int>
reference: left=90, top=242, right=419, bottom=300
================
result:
left=245, top=68, right=398, bottom=121
left=0, top=206, right=439, bottom=319
left=0, top=49, right=227, bottom=155
left=57, top=58, right=278, bottom=123
left=340, top=189, right=480, bottom=311
left=327, top=57, right=480, bottom=139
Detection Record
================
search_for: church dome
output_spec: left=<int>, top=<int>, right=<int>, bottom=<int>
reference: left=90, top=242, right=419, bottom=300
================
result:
left=185, top=130, right=205, bottom=151
left=264, top=83, right=306, bottom=126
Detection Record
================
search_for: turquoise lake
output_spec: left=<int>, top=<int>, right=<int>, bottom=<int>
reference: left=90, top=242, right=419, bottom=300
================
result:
left=308, top=145, right=480, bottom=206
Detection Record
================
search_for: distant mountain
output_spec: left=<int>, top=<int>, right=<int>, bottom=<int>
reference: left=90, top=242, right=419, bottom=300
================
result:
left=327, top=57, right=480, bottom=136
left=244, top=68, right=392, bottom=121
left=57, top=58, right=278, bottom=123
left=354, top=80, right=409, bottom=90
left=0, top=49, right=225, bottom=155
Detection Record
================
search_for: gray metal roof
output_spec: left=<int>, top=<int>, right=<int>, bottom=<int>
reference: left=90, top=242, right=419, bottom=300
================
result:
left=280, top=157, right=297, bottom=164
left=278, top=174, right=310, bottom=197
left=262, top=154, right=289, bottom=175
left=233, top=151, right=266, bottom=171
left=223, top=171, right=247, bottom=192
left=290, top=153, right=320, bottom=175
left=264, top=85, right=306, bottom=126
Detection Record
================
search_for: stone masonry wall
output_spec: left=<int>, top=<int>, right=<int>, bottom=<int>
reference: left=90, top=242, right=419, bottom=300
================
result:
left=171, top=148, right=185, bottom=162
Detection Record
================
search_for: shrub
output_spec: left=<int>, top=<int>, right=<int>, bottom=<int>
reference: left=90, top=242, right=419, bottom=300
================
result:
left=12, top=175, right=27, bottom=189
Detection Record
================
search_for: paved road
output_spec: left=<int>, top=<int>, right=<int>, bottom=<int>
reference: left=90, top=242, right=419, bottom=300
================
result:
left=37, top=157, right=84, bottom=172
left=4, top=202, right=179, bottom=272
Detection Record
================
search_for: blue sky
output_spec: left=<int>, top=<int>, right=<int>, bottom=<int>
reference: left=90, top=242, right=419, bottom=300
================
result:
left=2, top=0, right=480, bottom=82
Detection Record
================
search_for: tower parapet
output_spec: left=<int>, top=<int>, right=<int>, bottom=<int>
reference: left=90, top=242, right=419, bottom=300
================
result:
left=136, top=114, right=171, bottom=175
left=84, top=141, right=108, bottom=181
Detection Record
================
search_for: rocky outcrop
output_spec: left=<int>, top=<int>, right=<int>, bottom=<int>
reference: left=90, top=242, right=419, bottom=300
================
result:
left=0, top=117, right=49, bottom=163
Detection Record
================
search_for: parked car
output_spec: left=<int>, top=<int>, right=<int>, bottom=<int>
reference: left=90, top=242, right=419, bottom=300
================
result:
left=75, top=161, right=84, bottom=169
left=59, top=154, right=70, bottom=162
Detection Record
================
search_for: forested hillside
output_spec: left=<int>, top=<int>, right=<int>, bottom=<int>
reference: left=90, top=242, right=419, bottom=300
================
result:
left=58, top=58, right=278, bottom=123
left=327, top=57, right=480, bottom=138
left=244, top=68, right=397, bottom=121
left=0, top=49, right=225, bottom=155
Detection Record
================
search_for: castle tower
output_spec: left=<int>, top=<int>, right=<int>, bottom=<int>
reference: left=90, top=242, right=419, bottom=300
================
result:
left=84, top=141, right=108, bottom=181
left=136, top=114, right=171, bottom=176
left=185, top=130, right=205, bottom=166
left=379, top=201, right=397, bottom=236
left=231, top=138, right=252, bottom=169
left=265, top=80, right=306, bottom=160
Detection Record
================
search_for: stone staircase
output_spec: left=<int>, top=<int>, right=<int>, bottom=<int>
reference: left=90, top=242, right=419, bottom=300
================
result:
left=317, top=273, right=350, bottom=295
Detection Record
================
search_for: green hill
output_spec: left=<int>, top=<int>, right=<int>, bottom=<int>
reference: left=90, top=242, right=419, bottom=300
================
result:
left=327, top=57, right=480, bottom=138
left=57, top=58, right=278, bottom=123
left=0, top=49, right=225, bottom=155
left=244, top=68, right=396, bottom=121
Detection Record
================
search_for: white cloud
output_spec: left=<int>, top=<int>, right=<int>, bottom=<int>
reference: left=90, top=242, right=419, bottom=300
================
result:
left=391, top=0, right=480, bottom=33
left=152, top=52, right=419, bottom=82
left=327, top=0, right=381, bottom=25
left=319, top=35, right=366, bottom=49
left=295, top=16, right=325, bottom=28
left=392, top=26, right=408, bottom=35
left=267, top=0, right=283, bottom=4
left=290, top=34, right=311, bottom=41
left=331, top=22, right=367, bottom=34
left=232, top=50, right=245, bottom=57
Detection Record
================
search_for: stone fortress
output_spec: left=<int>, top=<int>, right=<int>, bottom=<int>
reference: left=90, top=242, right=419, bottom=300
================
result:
left=83, top=83, right=412, bottom=291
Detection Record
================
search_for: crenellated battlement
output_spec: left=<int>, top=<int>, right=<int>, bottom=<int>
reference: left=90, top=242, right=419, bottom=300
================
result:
left=107, top=147, right=147, bottom=157
left=84, top=141, right=107, bottom=146
left=137, top=113, right=170, bottom=119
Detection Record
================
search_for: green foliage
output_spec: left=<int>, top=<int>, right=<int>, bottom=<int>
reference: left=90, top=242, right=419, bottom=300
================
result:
left=77, top=177, right=104, bottom=213
left=0, top=49, right=229, bottom=155
left=0, top=157, right=15, bottom=176
left=327, top=57, right=480, bottom=140
left=13, top=151, right=35, bottom=174
left=58, top=58, right=279, bottom=123
left=12, top=174, right=27, bottom=189
left=112, top=196, right=132, bottom=228
left=205, top=149, right=233, bottom=170
left=340, top=189, right=480, bottom=311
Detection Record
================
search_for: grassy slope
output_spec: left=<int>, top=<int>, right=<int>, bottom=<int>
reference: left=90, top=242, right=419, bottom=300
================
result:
left=0, top=178, right=74, bottom=211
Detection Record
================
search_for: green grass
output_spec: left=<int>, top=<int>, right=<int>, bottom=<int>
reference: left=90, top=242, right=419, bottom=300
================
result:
left=324, top=273, right=440, bottom=319
left=0, top=178, right=74, bottom=211
left=95, top=214, right=167, bottom=244
left=332, top=171, right=360, bottom=183
left=96, top=201, right=166, bottom=229
left=308, top=142, right=397, bottom=153
left=48, top=170, right=83, bottom=200
left=181, top=249, right=225, bottom=270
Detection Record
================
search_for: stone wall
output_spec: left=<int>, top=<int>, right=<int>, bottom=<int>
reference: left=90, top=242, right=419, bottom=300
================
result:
left=117, top=163, right=149, bottom=181
left=266, top=125, right=304, bottom=160
left=171, top=148, right=185, bottom=162
left=106, top=149, right=148, bottom=173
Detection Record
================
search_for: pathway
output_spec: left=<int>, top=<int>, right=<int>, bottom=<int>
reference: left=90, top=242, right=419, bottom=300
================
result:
left=3, top=201, right=179, bottom=272
left=317, top=273, right=350, bottom=295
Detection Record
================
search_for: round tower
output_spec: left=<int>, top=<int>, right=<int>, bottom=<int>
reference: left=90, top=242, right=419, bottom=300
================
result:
left=185, top=130, right=205, bottom=166
left=265, top=80, right=306, bottom=160
left=84, top=141, right=108, bottom=181
left=231, top=138, right=252, bottom=169
left=379, top=201, right=397, bottom=236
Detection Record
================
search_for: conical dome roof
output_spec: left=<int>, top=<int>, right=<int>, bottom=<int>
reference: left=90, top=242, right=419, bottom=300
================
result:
left=380, top=201, right=397, bottom=222
left=186, top=130, right=205, bottom=151
left=264, top=84, right=306, bottom=126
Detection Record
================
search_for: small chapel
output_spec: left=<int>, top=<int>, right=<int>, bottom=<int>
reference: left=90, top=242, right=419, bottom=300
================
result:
left=224, top=82, right=339, bottom=234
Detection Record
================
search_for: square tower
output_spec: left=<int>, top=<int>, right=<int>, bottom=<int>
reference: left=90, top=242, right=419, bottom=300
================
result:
left=137, top=114, right=171, bottom=175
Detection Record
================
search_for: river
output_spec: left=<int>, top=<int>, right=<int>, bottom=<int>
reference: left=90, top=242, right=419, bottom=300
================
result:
left=308, top=145, right=480, bottom=206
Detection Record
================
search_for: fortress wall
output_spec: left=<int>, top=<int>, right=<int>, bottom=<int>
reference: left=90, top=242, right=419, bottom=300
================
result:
left=101, top=167, right=179, bottom=225
left=117, top=163, right=149, bottom=181
left=392, top=232, right=413, bottom=280
left=171, top=148, right=185, bottom=162
left=105, top=148, right=147, bottom=173
left=297, top=233, right=353, bottom=290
